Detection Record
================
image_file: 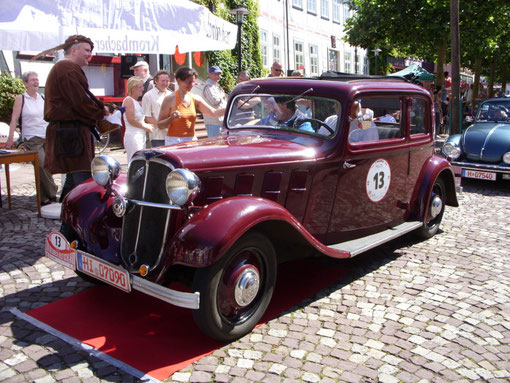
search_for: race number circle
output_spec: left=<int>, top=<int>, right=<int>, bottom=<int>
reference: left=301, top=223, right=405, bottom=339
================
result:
left=366, top=159, right=391, bottom=202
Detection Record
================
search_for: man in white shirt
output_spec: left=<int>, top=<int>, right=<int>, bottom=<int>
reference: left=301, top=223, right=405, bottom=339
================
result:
left=142, top=70, right=172, bottom=147
left=203, top=66, right=227, bottom=137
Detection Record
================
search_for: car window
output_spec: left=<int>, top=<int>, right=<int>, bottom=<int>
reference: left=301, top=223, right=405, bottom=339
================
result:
left=476, top=101, right=510, bottom=122
left=227, top=94, right=341, bottom=138
left=410, top=98, right=429, bottom=135
left=348, top=96, right=403, bottom=144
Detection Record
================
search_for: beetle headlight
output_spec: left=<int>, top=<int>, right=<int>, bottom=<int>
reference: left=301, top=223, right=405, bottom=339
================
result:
left=165, top=169, right=201, bottom=206
left=503, top=152, right=510, bottom=164
left=91, top=155, right=120, bottom=187
left=442, top=142, right=461, bottom=160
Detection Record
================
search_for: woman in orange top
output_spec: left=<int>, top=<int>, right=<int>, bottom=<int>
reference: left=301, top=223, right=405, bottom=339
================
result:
left=158, top=67, right=225, bottom=146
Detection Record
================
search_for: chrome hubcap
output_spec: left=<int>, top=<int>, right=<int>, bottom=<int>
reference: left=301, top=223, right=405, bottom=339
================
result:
left=234, top=267, right=260, bottom=307
left=430, top=195, right=443, bottom=219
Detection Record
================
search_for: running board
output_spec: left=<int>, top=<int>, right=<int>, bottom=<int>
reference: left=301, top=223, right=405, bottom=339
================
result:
left=328, top=221, right=422, bottom=257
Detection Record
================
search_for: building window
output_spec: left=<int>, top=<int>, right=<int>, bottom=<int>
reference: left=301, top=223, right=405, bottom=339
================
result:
left=273, top=34, right=281, bottom=64
left=293, top=0, right=303, bottom=9
left=260, top=30, right=268, bottom=67
left=344, top=51, right=351, bottom=73
left=310, top=45, right=319, bottom=75
left=328, top=49, right=339, bottom=71
left=364, top=56, right=369, bottom=74
left=343, top=2, right=350, bottom=22
left=295, top=41, right=304, bottom=72
left=321, top=0, right=329, bottom=19
left=332, top=0, right=341, bottom=23
left=307, top=0, right=317, bottom=14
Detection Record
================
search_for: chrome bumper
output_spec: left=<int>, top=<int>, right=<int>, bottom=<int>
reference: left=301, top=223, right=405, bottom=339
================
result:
left=132, top=275, right=200, bottom=309
left=451, top=161, right=510, bottom=174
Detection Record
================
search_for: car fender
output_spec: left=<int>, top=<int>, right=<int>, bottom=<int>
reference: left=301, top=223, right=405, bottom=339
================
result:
left=61, top=174, right=127, bottom=264
left=410, top=155, right=459, bottom=222
left=164, top=196, right=350, bottom=271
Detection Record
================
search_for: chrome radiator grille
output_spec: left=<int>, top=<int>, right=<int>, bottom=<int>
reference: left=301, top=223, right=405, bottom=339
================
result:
left=121, top=158, right=174, bottom=271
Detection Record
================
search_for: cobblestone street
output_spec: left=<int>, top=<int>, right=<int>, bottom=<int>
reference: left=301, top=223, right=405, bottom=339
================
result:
left=1, top=155, right=509, bottom=383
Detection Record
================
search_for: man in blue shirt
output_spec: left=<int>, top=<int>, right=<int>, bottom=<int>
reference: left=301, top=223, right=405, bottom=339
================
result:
left=260, top=96, right=313, bottom=132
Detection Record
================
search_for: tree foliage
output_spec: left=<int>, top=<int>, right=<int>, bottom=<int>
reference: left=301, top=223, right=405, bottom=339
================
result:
left=194, top=0, right=263, bottom=92
left=0, top=72, right=25, bottom=122
left=344, top=0, right=510, bottom=85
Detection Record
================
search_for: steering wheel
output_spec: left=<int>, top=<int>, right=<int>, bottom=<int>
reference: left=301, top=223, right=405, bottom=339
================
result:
left=293, top=118, right=335, bottom=135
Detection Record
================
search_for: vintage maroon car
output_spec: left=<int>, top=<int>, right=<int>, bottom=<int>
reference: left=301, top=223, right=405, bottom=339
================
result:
left=45, top=73, right=458, bottom=341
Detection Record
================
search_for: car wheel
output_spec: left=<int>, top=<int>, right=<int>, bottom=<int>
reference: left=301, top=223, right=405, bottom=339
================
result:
left=192, top=231, right=277, bottom=342
left=416, top=177, right=445, bottom=239
left=61, top=222, right=104, bottom=286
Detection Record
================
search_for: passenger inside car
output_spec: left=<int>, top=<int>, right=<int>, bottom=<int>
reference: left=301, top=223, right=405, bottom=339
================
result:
left=348, top=101, right=379, bottom=143
left=259, top=96, right=314, bottom=132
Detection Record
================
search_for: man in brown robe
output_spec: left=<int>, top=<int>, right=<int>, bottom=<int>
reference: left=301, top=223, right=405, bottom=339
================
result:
left=44, top=35, right=106, bottom=202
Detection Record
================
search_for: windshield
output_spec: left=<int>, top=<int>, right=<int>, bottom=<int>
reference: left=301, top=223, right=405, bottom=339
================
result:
left=226, top=94, right=341, bottom=138
left=476, top=101, right=510, bottom=123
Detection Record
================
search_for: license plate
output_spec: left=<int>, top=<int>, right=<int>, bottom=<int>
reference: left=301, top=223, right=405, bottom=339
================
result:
left=45, top=231, right=76, bottom=270
left=462, top=169, right=496, bottom=181
left=77, top=251, right=131, bottom=292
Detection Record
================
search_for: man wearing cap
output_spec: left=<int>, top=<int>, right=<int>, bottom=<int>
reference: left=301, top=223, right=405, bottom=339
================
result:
left=44, top=34, right=108, bottom=202
left=202, top=65, right=227, bottom=137
left=131, top=60, right=153, bottom=100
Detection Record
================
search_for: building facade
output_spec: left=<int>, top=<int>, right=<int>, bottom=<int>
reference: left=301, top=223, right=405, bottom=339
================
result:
left=257, top=0, right=368, bottom=76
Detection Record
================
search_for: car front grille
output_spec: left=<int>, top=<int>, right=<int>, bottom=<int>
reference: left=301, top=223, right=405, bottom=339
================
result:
left=120, top=157, right=174, bottom=272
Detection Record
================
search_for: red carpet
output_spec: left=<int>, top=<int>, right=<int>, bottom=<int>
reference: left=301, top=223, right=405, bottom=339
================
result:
left=27, top=259, right=347, bottom=381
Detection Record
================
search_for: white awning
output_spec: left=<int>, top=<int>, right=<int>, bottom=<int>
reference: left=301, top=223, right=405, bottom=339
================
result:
left=0, top=0, right=238, bottom=54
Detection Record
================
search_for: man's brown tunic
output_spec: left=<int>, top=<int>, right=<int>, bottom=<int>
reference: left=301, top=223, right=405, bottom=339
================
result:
left=44, top=59, right=105, bottom=174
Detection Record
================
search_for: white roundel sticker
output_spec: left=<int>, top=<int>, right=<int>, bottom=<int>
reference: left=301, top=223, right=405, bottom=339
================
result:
left=366, top=159, right=391, bottom=202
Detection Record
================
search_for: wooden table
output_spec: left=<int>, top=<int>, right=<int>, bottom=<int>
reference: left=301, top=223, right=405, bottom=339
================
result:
left=0, top=150, right=41, bottom=217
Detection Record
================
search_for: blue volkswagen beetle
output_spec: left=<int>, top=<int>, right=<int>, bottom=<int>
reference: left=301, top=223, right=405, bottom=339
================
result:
left=442, top=98, right=510, bottom=181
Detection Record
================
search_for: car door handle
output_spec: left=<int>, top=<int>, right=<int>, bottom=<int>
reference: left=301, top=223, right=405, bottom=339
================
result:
left=343, top=161, right=356, bottom=169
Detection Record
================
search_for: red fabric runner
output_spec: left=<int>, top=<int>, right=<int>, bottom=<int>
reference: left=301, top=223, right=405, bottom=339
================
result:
left=28, top=259, right=347, bottom=381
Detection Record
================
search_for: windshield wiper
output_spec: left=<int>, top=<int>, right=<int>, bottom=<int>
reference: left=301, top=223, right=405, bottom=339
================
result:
left=237, top=85, right=261, bottom=109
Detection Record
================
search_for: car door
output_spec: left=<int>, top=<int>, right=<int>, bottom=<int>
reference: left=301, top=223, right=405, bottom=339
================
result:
left=325, top=95, right=410, bottom=244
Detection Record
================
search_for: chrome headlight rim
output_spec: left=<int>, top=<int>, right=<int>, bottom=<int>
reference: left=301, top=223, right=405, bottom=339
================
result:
left=165, top=168, right=201, bottom=206
left=503, top=152, right=510, bottom=165
left=442, top=142, right=461, bottom=160
left=91, top=155, right=121, bottom=187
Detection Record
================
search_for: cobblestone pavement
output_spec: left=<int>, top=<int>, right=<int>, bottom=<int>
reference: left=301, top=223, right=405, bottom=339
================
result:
left=1, top=155, right=510, bottom=382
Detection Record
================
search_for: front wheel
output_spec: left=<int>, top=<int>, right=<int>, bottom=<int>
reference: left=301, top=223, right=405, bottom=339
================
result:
left=415, top=177, right=446, bottom=239
left=192, top=231, right=277, bottom=342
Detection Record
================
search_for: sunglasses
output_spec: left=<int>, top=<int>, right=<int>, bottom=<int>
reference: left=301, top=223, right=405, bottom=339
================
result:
left=274, top=69, right=283, bottom=72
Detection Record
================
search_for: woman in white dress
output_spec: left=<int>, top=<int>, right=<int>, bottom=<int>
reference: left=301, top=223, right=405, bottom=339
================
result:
left=123, top=76, right=153, bottom=161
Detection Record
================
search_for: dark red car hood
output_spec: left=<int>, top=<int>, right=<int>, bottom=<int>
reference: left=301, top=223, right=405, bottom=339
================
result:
left=154, top=132, right=323, bottom=170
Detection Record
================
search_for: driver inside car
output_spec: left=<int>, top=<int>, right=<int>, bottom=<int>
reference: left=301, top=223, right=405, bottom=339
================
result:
left=260, top=96, right=314, bottom=132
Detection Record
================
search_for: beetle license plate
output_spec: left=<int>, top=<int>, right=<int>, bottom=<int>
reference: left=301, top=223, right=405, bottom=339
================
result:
left=76, top=251, right=131, bottom=293
left=462, top=169, right=496, bottom=181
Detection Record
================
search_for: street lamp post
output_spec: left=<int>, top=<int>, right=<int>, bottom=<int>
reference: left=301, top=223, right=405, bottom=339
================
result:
left=372, top=48, right=381, bottom=75
left=230, top=6, right=250, bottom=73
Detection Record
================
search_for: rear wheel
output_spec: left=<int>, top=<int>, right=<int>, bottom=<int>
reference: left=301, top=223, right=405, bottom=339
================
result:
left=192, top=232, right=277, bottom=342
left=415, top=177, right=446, bottom=239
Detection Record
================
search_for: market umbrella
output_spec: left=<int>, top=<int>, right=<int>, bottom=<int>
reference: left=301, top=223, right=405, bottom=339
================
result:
left=0, top=0, right=237, bottom=54
left=389, top=63, right=436, bottom=83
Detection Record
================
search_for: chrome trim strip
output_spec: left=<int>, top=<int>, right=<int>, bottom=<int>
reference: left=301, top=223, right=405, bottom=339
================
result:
left=451, top=161, right=510, bottom=173
left=132, top=275, right=200, bottom=309
left=128, top=199, right=184, bottom=210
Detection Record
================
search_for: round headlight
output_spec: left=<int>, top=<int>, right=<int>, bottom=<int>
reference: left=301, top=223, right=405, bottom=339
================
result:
left=91, top=155, right=120, bottom=187
left=165, top=169, right=201, bottom=206
left=442, top=142, right=461, bottom=160
left=503, top=152, right=510, bottom=165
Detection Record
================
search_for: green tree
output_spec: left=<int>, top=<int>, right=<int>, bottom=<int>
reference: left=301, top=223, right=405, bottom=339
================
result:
left=0, top=72, right=25, bottom=123
left=194, top=0, right=263, bottom=92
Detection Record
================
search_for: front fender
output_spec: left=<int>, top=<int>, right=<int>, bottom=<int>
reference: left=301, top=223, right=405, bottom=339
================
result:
left=61, top=174, right=127, bottom=264
left=162, top=196, right=350, bottom=273
left=410, top=155, right=459, bottom=222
